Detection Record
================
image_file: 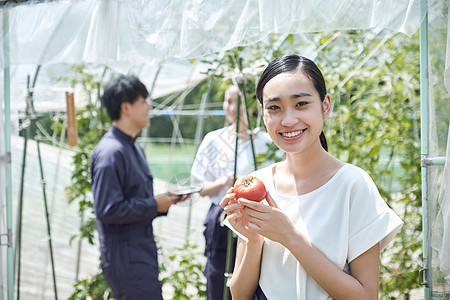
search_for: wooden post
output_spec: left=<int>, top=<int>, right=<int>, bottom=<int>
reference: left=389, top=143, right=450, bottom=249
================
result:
left=65, top=91, right=78, bottom=146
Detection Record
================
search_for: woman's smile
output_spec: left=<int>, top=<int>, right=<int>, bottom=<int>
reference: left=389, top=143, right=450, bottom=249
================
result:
left=279, top=128, right=306, bottom=139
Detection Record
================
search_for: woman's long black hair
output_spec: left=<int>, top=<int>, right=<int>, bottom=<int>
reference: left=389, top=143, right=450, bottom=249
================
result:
left=256, top=55, right=328, bottom=151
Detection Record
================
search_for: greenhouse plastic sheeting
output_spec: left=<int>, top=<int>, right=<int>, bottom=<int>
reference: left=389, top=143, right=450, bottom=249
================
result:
left=1, top=0, right=445, bottom=127
left=1, top=0, right=450, bottom=299
left=0, top=70, right=6, bottom=296
left=426, top=0, right=450, bottom=297
left=432, top=126, right=450, bottom=285
left=1, top=62, right=207, bottom=134
left=1, top=0, right=449, bottom=99
left=0, top=0, right=426, bottom=70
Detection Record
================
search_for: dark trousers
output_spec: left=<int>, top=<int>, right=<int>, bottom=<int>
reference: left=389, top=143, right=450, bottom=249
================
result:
left=100, top=238, right=162, bottom=300
left=204, top=204, right=236, bottom=300
left=253, top=285, right=268, bottom=300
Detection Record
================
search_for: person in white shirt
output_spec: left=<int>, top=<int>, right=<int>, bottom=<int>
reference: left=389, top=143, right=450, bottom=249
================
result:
left=220, top=55, right=403, bottom=300
left=190, top=85, right=274, bottom=300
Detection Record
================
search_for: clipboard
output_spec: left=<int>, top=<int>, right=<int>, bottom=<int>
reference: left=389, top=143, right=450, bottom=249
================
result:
left=172, top=186, right=202, bottom=196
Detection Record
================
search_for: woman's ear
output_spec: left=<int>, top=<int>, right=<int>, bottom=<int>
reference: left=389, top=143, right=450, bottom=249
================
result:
left=260, top=103, right=264, bottom=114
left=322, top=94, right=331, bottom=120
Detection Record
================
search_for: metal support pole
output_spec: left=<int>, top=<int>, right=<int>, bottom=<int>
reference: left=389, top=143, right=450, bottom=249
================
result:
left=15, top=68, right=58, bottom=299
left=15, top=119, right=28, bottom=300
left=238, top=59, right=258, bottom=170
left=223, top=85, right=242, bottom=300
left=15, top=76, right=34, bottom=300
left=2, top=7, right=14, bottom=300
left=422, top=156, right=446, bottom=166
left=419, top=0, right=430, bottom=298
left=75, top=211, right=84, bottom=282
left=36, top=139, right=58, bottom=300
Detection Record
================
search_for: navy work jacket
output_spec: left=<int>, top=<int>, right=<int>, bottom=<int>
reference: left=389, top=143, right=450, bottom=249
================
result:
left=91, top=126, right=165, bottom=299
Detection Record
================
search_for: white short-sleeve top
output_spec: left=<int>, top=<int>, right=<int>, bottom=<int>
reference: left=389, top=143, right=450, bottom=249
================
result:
left=226, top=163, right=403, bottom=299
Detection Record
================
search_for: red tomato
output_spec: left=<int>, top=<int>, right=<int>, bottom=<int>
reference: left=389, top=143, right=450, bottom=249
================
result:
left=233, top=175, right=266, bottom=202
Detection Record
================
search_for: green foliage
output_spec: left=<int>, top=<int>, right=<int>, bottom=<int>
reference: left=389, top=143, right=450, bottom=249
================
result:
left=316, top=31, right=422, bottom=298
left=159, top=243, right=207, bottom=299
left=58, top=64, right=113, bottom=245
left=58, top=65, right=114, bottom=298
left=68, top=272, right=112, bottom=300
left=256, top=142, right=284, bottom=167
left=68, top=242, right=206, bottom=300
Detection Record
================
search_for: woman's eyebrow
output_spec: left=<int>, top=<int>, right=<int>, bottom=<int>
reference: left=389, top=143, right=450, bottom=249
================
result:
left=264, top=92, right=312, bottom=103
left=264, top=97, right=280, bottom=103
left=292, top=92, right=312, bottom=98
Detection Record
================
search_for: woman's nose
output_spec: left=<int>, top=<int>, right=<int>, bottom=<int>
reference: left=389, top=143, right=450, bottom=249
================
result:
left=280, top=108, right=298, bottom=126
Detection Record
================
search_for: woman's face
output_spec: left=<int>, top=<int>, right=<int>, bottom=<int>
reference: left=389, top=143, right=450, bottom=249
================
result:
left=261, top=71, right=330, bottom=154
left=223, top=89, right=245, bottom=125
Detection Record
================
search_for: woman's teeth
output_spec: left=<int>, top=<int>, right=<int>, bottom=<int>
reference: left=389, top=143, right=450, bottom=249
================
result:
left=282, top=129, right=304, bottom=137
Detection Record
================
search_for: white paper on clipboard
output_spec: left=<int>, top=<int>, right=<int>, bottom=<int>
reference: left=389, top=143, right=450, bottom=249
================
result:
left=172, top=186, right=202, bottom=196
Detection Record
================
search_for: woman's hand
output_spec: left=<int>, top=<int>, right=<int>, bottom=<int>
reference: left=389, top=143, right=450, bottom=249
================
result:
left=238, top=191, right=295, bottom=245
left=220, top=188, right=263, bottom=243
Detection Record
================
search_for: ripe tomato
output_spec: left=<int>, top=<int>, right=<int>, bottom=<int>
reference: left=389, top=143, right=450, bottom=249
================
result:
left=233, top=175, right=266, bottom=202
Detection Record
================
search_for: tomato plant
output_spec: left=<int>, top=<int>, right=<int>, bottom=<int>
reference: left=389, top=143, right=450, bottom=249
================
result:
left=233, top=175, right=266, bottom=202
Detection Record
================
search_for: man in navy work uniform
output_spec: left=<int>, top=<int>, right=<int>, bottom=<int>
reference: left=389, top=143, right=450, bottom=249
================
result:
left=91, top=74, right=188, bottom=300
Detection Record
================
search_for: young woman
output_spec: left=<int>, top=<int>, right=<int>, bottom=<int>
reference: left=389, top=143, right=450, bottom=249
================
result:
left=220, top=55, right=403, bottom=300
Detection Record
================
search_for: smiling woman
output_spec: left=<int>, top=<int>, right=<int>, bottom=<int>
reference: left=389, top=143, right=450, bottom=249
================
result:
left=261, top=72, right=330, bottom=155
left=220, top=55, right=403, bottom=300
left=257, top=55, right=329, bottom=153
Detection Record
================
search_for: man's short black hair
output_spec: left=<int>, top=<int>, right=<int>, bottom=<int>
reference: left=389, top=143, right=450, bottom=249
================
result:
left=102, top=74, right=149, bottom=121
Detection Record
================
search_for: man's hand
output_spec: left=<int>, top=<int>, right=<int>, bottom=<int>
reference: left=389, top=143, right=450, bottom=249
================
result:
left=155, top=192, right=189, bottom=213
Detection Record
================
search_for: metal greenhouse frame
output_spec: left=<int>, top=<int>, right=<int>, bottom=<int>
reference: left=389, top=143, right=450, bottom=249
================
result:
left=1, top=0, right=449, bottom=300
left=419, top=1, right=447, bottom=299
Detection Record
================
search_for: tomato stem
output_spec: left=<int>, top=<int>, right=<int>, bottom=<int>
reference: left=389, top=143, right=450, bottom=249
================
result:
left=244, top=176, right=253, bottom=187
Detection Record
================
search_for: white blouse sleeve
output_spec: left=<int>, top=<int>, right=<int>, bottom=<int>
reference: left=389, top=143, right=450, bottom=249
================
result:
left=347, top=169, right=403, bottom=262
left=190, top=132, right=218, bottom=186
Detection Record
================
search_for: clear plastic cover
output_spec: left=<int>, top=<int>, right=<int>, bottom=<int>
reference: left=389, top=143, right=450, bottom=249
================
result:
left=0, top=0, right=425, bottom=69
left=0, top=0, right=449, bottom=298
left=428, top=0, right=450, bottom=296
left=0, top=67, right=6, bottom=298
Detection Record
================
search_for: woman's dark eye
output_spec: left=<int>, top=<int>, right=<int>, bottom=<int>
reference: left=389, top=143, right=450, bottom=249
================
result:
left=266, top=105, right=280, bottom=110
